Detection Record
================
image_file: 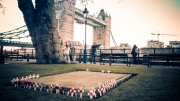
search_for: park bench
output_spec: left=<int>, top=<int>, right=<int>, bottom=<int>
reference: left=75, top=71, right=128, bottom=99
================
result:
left=100, top=53, right=130, bottom=66
left=5, top=52, right=23, bottom=61
left=147, top=54, right=180, bottom=67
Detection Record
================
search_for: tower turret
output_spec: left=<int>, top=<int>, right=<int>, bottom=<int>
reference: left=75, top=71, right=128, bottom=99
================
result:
left=93, top=9, right=111, bottom=49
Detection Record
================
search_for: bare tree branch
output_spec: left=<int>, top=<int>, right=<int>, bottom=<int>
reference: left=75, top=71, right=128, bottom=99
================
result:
left=0, top=0, right=6, bottom=15
left=117, top=0, right=123, bottom=4
left=77, top=0, right=93, bottom=7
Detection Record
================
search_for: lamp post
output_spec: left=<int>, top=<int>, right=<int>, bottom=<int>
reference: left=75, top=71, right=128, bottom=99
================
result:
left=83, top=7, right=89, bottom=63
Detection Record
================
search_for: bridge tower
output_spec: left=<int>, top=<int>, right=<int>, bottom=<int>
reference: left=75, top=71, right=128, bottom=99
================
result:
left=54, top=0, right=75, bottom=45
left=93, top=9, right=111, bottom=49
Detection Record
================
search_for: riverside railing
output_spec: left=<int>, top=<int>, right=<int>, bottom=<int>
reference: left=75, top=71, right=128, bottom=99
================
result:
left=3, top=48, right=180, bottom=63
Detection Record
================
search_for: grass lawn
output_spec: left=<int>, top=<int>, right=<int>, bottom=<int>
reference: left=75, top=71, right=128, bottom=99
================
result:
left=0, top=63, right=180, bottom=101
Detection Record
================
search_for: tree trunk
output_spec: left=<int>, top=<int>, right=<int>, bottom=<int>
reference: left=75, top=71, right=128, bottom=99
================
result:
left=18, top=0, right=66, bottom=63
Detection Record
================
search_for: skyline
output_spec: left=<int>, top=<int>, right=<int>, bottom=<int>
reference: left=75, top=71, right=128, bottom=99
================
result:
left=0, top=0, right=180, bottom=49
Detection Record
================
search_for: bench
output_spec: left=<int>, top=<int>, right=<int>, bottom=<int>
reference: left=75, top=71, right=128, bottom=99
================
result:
left=148, top=54, right=180, bottom=67
left=5, top=53, right=23, bottom=61
left=100, top=53, right=130, bottom=66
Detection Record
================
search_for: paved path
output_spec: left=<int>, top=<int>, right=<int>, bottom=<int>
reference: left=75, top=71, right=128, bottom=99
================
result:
left=4, top=59, right=180, bottom=69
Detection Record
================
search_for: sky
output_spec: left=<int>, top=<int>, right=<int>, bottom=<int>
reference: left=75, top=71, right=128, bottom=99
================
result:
left=0, top=0, right=180, bottom=49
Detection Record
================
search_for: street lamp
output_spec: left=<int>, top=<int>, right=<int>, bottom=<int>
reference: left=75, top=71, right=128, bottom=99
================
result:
left=83, top=7, right=89, bottom=63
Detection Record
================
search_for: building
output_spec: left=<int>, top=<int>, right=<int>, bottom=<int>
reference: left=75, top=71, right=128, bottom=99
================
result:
left=55, top=0, right=111, bottom=49
left=169, top=41, right=180, bottom=48
left=119, top=43, right=131, bottom=49
left=93, top=9, right=111, bottom=49
left=146, top=40, right=164, bottom=48
left=110, top=43, right=131, bottom=49
left=109, top=43, right=131, bottom=53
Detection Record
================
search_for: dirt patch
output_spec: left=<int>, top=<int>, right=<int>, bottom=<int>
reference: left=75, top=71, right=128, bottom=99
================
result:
left=26, top=71, right=131, bottom=91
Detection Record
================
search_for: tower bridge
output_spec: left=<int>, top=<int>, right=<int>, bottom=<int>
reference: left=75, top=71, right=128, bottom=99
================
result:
left=74, top=8, right=106, bottom=27
left=55, top=0, right=111, bottom=49
left=1, top=0, right=111, bottom=49
left=0, top=40, right=33, bottom=48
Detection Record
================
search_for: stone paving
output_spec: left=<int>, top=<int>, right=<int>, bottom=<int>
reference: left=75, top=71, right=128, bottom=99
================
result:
left=4, top=59, right=180, bottom=69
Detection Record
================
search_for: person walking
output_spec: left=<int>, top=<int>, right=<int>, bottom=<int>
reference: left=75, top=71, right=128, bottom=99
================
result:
left=131, top=44, right=138, bottom=64
left=63, top=44, right=70, bottom=63
left=69, top=44, right=76, bottom=63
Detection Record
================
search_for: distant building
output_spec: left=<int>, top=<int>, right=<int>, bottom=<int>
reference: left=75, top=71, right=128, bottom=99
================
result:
left=119, top=43, right=131, bottom=49
left=110, top=43, right=131, bottom=53
left=110, top=43, right=131, bottom=49
left=169, top=41, right=180, bottom=48
left=146, top=40, right=164, bottom=48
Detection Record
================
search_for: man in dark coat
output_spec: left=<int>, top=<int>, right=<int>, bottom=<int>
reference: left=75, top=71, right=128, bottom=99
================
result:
left=91, top=42, right=100, bottom=64
left=131, top=44, right=138, bottom=64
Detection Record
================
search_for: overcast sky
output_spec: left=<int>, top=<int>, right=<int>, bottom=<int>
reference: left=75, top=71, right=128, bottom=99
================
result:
left=0, top=0, right=180, bottom=49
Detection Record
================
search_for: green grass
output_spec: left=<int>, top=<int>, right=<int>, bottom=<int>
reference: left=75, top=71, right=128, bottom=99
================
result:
left=0, top=63, right=180, bottom=101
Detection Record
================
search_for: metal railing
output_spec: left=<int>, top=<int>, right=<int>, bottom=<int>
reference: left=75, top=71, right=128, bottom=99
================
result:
left=0, top=40, right=33, bottom=47
left=3, top=48, right=180, bottom=63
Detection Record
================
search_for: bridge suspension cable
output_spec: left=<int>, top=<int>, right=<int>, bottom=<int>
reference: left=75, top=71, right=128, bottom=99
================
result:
left=0, top=25, right=29, bottom=40
left=0, top=25, right=26, bottom=34
left=1, top=8, right=65, bottom=40
left=110, top=31, right=122, bottom=53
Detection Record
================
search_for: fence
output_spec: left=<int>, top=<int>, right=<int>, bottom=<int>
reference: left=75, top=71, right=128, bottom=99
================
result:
left=3, top=48, right=180, bottom=63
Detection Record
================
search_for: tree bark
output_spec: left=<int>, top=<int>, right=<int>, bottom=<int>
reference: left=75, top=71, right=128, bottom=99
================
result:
left=18, top=0, right=66, bottom=63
